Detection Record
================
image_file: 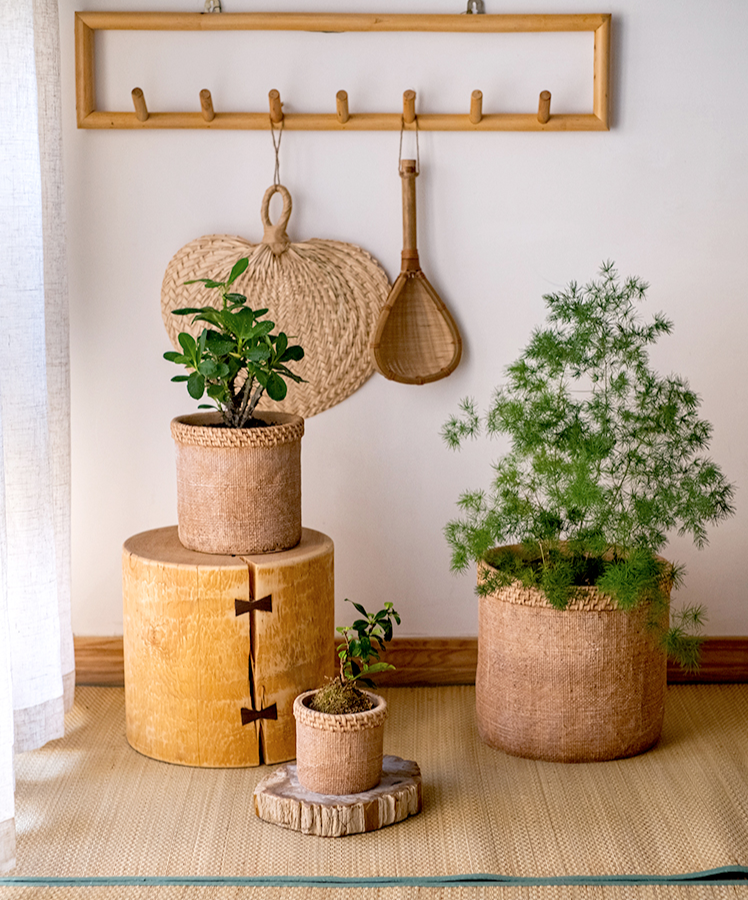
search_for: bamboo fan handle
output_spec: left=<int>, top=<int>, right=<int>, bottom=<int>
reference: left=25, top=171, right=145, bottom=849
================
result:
left=400, top=159, right=420, bottom=272
left=260, top=184, right=293, bottom=255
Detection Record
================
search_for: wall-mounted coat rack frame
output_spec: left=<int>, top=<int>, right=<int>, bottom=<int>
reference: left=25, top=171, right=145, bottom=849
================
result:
left=75, top=11, right=611, bottom=131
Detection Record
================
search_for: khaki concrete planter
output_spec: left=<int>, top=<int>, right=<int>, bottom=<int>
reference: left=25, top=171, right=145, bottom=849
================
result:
left=293, top=689, right=387, bottom=795
left=171, top=410, right=303, bottom=555
left=476, top=551, right=669, bottom=763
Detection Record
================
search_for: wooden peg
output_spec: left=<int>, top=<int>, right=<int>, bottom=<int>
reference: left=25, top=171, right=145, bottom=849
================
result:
left=336, top=90, right=349, bottom=124
left=538, top=90, right=551, bottom=124
left=199, top=89, right=215, bottom=122
left=469, top=90, right=483, bottom=124
left=269, top=89, right=283, bottom=124
left=131, top=87, right=148, bottom=122
left=403, top=90, right=416, bottom=125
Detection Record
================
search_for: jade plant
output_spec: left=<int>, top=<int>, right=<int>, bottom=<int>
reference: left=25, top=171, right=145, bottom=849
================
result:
left=164, top=257, right=305, bottom=427
left=310, top=599, right=401, bottom=714
left=443, top=262, right=735, bottom=669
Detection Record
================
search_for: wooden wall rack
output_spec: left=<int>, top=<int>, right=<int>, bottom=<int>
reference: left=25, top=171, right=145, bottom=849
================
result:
left=75, top=12, right=611, bottom=131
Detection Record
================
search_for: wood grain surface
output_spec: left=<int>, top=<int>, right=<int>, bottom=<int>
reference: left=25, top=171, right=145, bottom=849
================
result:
left=122, top=531, right=257, bottom=767
left=253, top=755, right=422, bottom=836
left=246, top=531, right=335, bottom=764
left=120, top=526, right=334, bottom=767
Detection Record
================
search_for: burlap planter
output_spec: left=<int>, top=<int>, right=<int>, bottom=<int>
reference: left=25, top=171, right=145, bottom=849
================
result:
left=293, top=690, right=387, bottom=795
left=171, top=411, right=303, bottom=555
left=476, top=555, right=669, bottom=763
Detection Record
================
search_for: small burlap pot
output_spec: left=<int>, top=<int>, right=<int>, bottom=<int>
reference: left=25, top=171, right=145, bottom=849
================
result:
left=476, top=557, right=669, bottom=763
left=294, top=690, right=387, bottom=795
left=171, top=411, right=303, bottom=555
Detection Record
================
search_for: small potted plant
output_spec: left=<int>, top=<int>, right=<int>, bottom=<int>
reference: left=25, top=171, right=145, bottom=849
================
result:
left=294, top=599, right=401, bottom=795
left=164, top=257, right=306, bottom=555
left=443, top=262, right=735, bottom=762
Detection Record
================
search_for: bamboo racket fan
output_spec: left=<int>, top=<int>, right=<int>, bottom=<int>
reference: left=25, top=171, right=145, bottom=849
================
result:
left=162, top=185, right=391, bottom=418
left=371, top=160, right=462, bottom=384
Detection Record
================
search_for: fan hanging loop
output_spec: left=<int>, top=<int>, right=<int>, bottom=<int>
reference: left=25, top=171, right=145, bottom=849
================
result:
left=270, top=117, right=284, bottom=187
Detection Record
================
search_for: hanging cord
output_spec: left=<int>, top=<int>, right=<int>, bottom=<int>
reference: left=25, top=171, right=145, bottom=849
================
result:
left=270, top=117, right=284, bottom=186
left=398, top=116, right=420, bottom=174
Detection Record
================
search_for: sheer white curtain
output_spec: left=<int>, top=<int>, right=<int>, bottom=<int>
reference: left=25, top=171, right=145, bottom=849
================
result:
left=0, top=0, right=74, bottom=873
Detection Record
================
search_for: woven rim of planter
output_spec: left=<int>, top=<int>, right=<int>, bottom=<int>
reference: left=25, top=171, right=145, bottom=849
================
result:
left=478, top=566, right=619, bottom=612
left=478, top=545, right=673, bottom=612
left=170, top=411, right=304, bottom=449
left=294, top=690, right=388, bottom=733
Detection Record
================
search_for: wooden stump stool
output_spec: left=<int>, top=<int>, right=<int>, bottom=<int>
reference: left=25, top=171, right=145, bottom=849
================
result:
left=122, top=526, right=334, bottom=767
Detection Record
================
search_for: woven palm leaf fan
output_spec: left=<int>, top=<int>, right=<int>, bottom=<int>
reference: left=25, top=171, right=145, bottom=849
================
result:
left=371, top=159, right=462, bottom=384
left=161, top=184, right=391, bottom=418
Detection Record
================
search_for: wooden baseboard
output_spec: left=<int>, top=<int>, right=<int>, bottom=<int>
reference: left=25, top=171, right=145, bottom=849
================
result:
left=74, top=637, right=125, bottom=686
left=366, top=639, right=480, bottom=687
left=74, top=635, right=748, bottom=687
left=665, top=637, right=748, bottom=683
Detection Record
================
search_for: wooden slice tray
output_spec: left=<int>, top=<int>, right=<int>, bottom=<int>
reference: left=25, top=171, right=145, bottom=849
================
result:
left=254, top=755, right=422, bottom=836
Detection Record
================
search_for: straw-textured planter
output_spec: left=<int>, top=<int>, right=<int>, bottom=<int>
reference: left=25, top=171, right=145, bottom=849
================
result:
left=171, top=410, right=303, bottom=555
left=476, top=555, right=669, bottom=763
left=293, top=690, right=387, bottom=795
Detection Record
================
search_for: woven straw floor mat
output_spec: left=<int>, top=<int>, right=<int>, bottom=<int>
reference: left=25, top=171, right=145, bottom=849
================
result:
left=0, top=888, right=745, bottom=900
left=8, top=686, right=748, bottom=892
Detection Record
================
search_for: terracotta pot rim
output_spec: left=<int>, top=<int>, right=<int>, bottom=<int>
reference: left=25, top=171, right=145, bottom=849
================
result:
left=171, top=410, right=304, bottom=448
left=293, top=689, right=388, bottom=732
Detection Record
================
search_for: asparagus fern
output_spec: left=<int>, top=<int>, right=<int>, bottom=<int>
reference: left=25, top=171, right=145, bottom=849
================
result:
left=443, top=262, right=735, bottom=669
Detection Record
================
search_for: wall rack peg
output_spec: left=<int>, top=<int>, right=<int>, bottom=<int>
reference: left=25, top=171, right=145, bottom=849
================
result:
left=469, top=90, right=483, bottom=125
left=336, top=90, right=350, bottom=124
left=200, top=89, right=215, bottom=122
left=538, top=90, right=552, bottom=124
left=75, top=12, right=611, bottom=132
left=268, top=89, right=283, bottom=124
left=131, top=87, right=148, bottom=121
left=403, top=89, right=417, bottom=125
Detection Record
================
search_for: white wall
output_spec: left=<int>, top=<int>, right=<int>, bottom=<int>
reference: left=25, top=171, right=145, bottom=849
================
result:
left=60, top=0, right=748, bottom=637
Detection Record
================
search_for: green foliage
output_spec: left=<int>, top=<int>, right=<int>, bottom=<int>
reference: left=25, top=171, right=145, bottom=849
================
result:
left=336, top=599, right=401, bottom=688
left=309, top=600, right=401, bottom=715
left=443, top=262, right=736, bottom=669
left=163, top=257, right=305, bottom=428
